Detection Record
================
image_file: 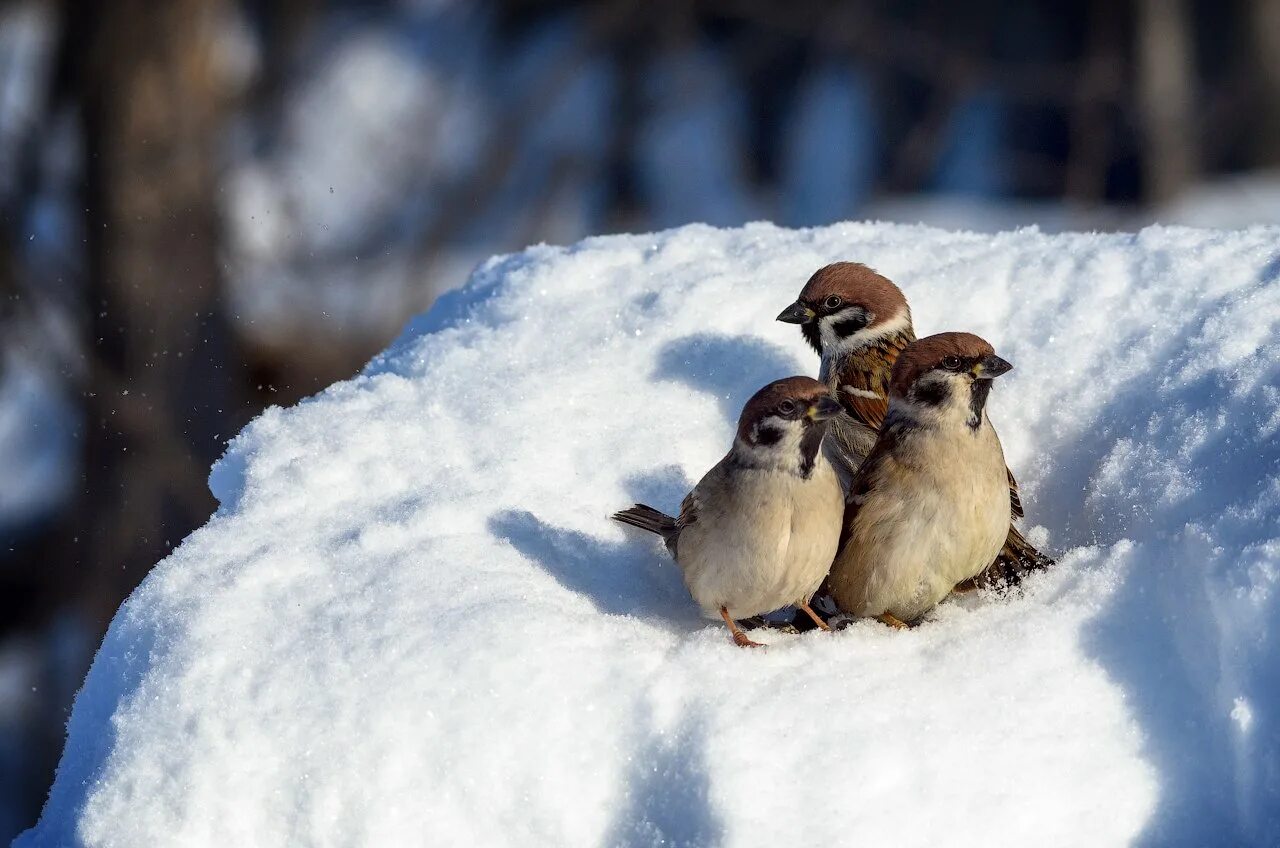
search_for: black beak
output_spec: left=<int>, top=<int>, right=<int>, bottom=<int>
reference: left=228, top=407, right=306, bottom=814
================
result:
left=776, top=301, right=815, bottom=324
left=975, top=354, right=1013, bottom=379
left=808, top=396, right=842, bottom=421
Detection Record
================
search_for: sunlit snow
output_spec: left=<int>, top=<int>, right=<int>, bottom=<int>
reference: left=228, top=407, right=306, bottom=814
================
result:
left=19, top=220, right=1280, bottom=847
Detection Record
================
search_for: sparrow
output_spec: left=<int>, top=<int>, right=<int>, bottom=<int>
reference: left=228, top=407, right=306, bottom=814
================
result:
left=827, top=332, right=1015, bottom=627
left=775, top=262, right=915, bottom=490
left=777, top=262, right=1053, bottom=587
left=612, top=377, right=844, bottom=647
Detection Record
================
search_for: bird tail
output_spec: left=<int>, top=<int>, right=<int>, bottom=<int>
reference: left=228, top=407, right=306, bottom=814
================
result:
left=983, top=525, right=1056, bottom=588
left=611, top=504, right=679, bottom=549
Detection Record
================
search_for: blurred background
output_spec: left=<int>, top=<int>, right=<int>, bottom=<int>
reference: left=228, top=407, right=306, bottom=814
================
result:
left=2, top=0, right=1280, bottom=836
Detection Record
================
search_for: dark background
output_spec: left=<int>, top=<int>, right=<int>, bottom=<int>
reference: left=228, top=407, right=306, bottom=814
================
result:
left=2, top=0, right=1279, bottom=836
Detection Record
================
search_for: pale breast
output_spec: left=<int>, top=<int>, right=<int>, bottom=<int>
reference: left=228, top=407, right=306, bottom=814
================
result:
left=831, top=421, right=1009, bottom=621
left=677, top=459, right=843, bottom=619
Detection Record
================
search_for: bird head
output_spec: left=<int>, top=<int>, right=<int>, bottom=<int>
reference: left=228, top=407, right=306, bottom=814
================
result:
left=732, top=376, right=841, bottom=475
left=776, top=262, right=913, bottom=358
left=888, top=332, right=1012, bottom=430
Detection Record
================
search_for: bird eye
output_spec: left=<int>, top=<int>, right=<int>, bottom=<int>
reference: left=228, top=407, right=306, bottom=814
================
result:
left=777, top=400, right=797, bottom=416
left=942, top=356, right=963, bottom=371
left=824, top=295, right=843, bottom=309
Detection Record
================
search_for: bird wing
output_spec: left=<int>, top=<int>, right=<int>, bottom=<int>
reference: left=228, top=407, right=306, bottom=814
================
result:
left=675, top=490, right=699, bottom=532
left=841, top=389, right=889, bottom=431
left=823, top=413, right=878, bottom=485
left=830, top=335, right=911, bottom=432
left=1006, top=466, right=1024, bottom=520
left=838, top=432, right=894, bottom=547
left=982, top=467, right=1056, bottom=587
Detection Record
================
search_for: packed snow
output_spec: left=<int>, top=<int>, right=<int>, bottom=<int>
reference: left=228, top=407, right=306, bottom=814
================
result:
left=19, top=221, right=1280, bottom=846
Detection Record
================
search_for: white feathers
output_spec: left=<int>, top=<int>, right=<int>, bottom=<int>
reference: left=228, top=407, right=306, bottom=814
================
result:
left=818, top=305, right=911, bottom=359
left=733, top=416, right=807, bottom=475
left=898, top=372, right=983, bottom=429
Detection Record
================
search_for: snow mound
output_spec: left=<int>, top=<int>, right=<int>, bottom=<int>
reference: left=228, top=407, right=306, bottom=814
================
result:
left=20, top=222, right=1280, bottom=846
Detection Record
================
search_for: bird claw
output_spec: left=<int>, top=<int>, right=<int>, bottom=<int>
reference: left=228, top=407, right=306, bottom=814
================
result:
left=721, top=606, right=767, bottom=647
left=876, top=612, right=910, bottom=630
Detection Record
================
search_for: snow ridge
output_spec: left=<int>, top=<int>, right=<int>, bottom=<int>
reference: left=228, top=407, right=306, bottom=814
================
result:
left=19, top=221, right=1280, bottom=847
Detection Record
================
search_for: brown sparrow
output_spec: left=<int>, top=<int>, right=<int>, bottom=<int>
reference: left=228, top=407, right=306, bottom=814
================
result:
left=776, top=262, right=914, bottom=489
left=612, top=377, right=844, bottom=647
left=778, top=262, right=1053, bottom=586
left=827, top=333, right=1016, bottom=627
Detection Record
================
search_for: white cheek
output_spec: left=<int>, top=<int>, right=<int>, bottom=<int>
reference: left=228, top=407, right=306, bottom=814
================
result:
left=901, top=373, right=975, bottom=426
left=736, top=418, right=807, bottom=472
left=817, top=307, right=868, bottom=352
left=820, top=308, right=911, bottom=356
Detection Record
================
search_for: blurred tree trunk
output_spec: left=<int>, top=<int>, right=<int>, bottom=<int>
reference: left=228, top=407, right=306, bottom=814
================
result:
left=1248, top=0, right=1280, bottom=166
left=74, top=0, right=246, bottom=626
left=1064, top=0, right=1121, bottom=204
left=1135, top=0, right=1198, bottom=203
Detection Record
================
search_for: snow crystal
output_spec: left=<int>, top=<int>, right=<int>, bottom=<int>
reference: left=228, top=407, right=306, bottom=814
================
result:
left=1232, top=698, right=1254, bottom=734
left=18, top=221, right=1280, bottom=846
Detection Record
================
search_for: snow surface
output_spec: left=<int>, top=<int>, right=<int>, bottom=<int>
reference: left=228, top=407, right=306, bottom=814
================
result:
left=19, top=221, right=1280, bottom=846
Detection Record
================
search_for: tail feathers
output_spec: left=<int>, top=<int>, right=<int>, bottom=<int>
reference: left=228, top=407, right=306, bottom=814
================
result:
left=611, top=504, right=679, bottom=552
left=982, top=525, right=1056, bottom=588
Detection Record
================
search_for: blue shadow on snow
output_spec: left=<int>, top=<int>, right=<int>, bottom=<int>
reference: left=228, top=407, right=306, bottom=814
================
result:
left=653, top=333, right=807, bottom=420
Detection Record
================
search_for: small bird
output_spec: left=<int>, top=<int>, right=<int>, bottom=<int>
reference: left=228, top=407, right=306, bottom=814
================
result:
left=827, top=333, right=1016, bottom=627
left=776, top=262, right=915, bottom=489
left=612, top=377, right=844, bottom=647
left=777, top=262, right=1053, bottom=587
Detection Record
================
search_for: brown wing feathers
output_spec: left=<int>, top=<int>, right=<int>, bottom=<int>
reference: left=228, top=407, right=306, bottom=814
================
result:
left=1007, top=467, right=1024, bottom=520
left=831, top=332, right=910, bottom=431
left=842, top=392, right=889, bottom=431
left=987, top=525, right=1055, bottom=586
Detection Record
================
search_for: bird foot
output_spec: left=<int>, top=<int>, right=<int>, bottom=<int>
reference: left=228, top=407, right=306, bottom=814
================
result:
left=877, top=612, right=910, bottom=630
left=721, top=606, right=767, bottom=648
left=951, top=577, right=979, bottom=595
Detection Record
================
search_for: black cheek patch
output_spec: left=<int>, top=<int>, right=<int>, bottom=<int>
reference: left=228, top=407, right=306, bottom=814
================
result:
left=914, top=380, right=950, bottom=407
left=752, top=423, right=784, bottom=447
left=831, top=314, right=869, bottom=338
